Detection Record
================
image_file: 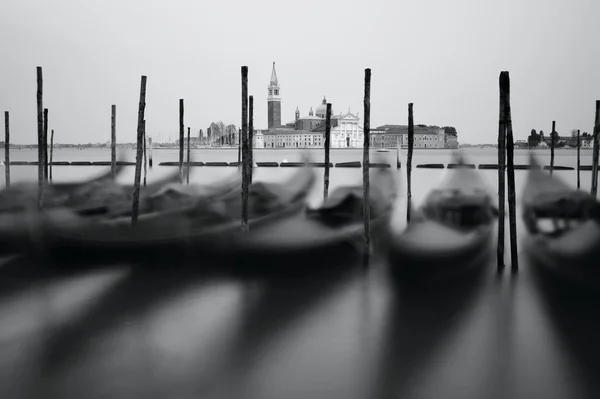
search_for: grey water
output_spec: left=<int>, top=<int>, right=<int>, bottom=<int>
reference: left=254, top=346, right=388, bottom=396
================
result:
left=1, top=148, right=599, bottom=399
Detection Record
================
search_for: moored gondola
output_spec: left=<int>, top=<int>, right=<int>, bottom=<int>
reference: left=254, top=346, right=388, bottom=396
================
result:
left=218, top=167, right=399, bottom=270
left=522, top=154, right=600, bottom=287
left=389, top=156, right=497, bottom=280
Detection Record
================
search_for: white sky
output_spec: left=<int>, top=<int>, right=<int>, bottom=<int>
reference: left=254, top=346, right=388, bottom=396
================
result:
left=0, top=0, right=598, bottom=144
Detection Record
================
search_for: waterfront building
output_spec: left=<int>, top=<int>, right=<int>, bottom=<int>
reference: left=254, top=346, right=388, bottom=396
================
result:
left=369, top=125, right=446, bottom=149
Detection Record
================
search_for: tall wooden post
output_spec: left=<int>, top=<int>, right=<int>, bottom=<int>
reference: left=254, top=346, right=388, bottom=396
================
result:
left=577, top=129, right=581, bottom=190
left=591, top=101, right=600, bottom=198
left=241, top=66, right=249, bottom=232
left=37, top=66, right=44, bottom=210
left=407, top=103, right=414, bottom=223
left=43, top=108, right=49, bottom=182
left=550, top=120, right=556, bottom=176
left=131, top=75, right=147, bottom=225
left=396, top=137, right=401, bottom=169
left=249, top=95, right=254, bottom=184
left=497, top=72, right=507, bottom=271
left=503, top=71, right=518, bottom=271
left=186, top=127, right=191, bottom=184
left=363, top=68, right=371, bottom=264
left=324, top=103, right=332, bottom=200
left=49, top=129, right=54, bottom=182
left=111, top=104, right=116, bottom=179
left=179, top=99, right=184, bottom=184
left=4, top=112, right=9, bottom=188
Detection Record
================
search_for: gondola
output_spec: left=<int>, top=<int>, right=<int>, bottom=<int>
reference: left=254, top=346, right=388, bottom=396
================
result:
left=33, top=165, right=316, bottom=261
left=0, top=166, right=187, bottom=255
left=218, top=167, right=399, bottom=268
left=522, top=155, right=600, bottom=286
left=389, top=156, right=497, bottom=280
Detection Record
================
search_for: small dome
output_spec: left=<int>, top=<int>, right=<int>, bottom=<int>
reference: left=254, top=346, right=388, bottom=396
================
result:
left=315, top=96, right=328, bottom=118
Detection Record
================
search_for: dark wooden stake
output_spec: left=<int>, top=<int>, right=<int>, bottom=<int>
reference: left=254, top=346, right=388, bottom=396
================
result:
left=324, top=103, right=332, bottom=199
left=143, top=120, right=147, bottom=187
left=4, top=111, right=9, bottom=188
left=503, top=71, right=518, bottom=271
left=592, top=101, right=600, bottom=198
left=249, top=95, right=254, bottom=184
left=407, top=103, right=414, bottom=223
left=577, top=129, right=581, bottom=190
left=241, top=66, right=249, bottom=232
left=396, top=137, right=401, bottom=169
left=49, top=129, right=54, bottom=182
left=131, top=75, right=147, bottom=225
left=497, top=71, right=507, bottom=271
left=148, top=136, right=153, bottom=167
left=550, top=120, right=556, bottom=176
left=186, top=127, right=191, bottom=184
left=43, top=108, right=48, bottom=182
left=363, top=68, right=371, bottom=264
left=179, top=99, right=184, bottom=184
left=37, top=66, right=44, bottom=210
left=111, top=104, right=116, bottom=179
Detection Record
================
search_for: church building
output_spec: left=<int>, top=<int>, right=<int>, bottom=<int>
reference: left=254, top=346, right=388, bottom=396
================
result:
left=264, top=62, right=364, bottom=148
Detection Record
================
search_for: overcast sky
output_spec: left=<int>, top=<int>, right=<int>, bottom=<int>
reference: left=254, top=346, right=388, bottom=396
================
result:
left=0, top=0, right=598, bottom=144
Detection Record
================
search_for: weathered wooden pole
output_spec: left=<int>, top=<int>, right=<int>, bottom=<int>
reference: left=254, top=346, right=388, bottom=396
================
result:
left=497, top=71, right=507, bottom=271
left=179, top=99, right=184, bottom=184
left=4, top=111, right=9, bottom=188
left=43, top=108, right=48, bottom=182
left=186, top=126, right=191, bottom=184
left=591, top=101, right=600, bottom=198
left=407, top=103, right=414, bottom=223
left=143, top=120, right=147, bottom=187
left=111, top=104, right=116, bottom=179
left=131, top=75, right=147, bottom=225
left=363, top=68, right=371, bottom=264
left=324, top=103, right=332, bottom=199
left=241, top=66, right=249, bottom=232
left=37, top=66, right=44, bottom=209
left=249, top=95, right=254, bottom=184
left=148, top=136, right=153, bottom=168
left=577, top=129, right=581, bottom=190
left=49, top=129, right=54, bottom=182
left=396, top=137, right=401, bottom=169
left=503, top=71, right=518, bottom=271
left=550, top=120, right=556, bottom=176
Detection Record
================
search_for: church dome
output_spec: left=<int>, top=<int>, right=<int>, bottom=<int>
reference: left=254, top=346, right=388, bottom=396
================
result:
left=315, top=96, right=328, bottom=118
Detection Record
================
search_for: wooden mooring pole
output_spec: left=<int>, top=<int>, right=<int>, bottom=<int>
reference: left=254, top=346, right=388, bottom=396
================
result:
left=49, top=129, right=54, bottom=182
left=37, top=66, right=44, bottom=210
left=407, top=103, right=414, bottom=223
left=497, top=71, right=507, bottom=271
left=186, top=127, right=191, bottom=184
left=324, top=103, right=332, bottom=200
left=550, top=121, right=556, bottom=176
left=111, top=104, right=116, bottom=179
left=43, top=108, right=48, bottom=182
left=249, top=95, right=254, bottom=184
left=591, top=101, right=600, bottom=198
left=363, top=68, right=371, bottom=265
left=577, top=129, right=581, bottom=190
left=241, top=66, right=250, bottom=232
left=502, top=71, right=518, bottom=271
left=4, top=111, right=9, bottom=188
left=131, top=75, right=147, bottom=225
left=179, top=99, right=184, bottom=184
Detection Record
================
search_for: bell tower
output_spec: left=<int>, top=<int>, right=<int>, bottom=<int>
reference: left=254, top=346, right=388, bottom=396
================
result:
left=267, top=62, right=281, bottom=129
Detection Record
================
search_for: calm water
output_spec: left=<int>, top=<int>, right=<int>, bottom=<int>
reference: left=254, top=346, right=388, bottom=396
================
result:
left=1, top=148, right=599, bottom=399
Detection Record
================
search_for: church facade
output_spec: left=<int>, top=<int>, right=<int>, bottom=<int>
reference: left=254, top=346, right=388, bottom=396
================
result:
left=264, top=63, right=364, bottom=148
